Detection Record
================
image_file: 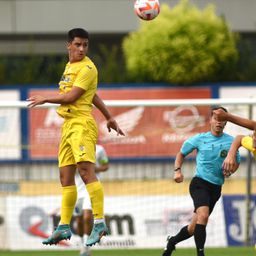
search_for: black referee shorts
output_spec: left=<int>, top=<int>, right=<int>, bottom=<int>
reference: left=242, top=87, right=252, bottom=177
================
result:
left=189, top=176, right=222, bottom=214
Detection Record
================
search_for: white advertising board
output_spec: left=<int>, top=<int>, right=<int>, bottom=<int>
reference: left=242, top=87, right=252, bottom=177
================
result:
left=4, top=195, right=227, bottom=250
left=0, top=90, right=21, bottom=160
left=0, top=197, right=7, bottom=249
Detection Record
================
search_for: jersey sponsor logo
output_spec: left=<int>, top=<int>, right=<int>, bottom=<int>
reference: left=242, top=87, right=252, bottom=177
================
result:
left=220, top=149, right=227, bottom=157
left=60, top=75, right=70, bottom=82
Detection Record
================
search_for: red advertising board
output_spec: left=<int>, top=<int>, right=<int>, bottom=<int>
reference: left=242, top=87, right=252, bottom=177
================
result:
left=28, top=87, right=211, bottom=159
left=28, top=90, right=63, bottom=159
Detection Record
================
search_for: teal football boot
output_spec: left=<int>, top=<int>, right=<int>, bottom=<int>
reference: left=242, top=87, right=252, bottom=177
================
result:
left=86, top=222, right=109, bottom=246
left=42, top=224, right=71, bottom=245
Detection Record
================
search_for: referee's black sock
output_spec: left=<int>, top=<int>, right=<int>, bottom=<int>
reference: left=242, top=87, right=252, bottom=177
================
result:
left=194, top=224, right=206, bottom=256
left=171, top=225, right=192, bottom=245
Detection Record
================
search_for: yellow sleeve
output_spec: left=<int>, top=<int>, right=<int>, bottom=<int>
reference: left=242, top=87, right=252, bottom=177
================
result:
left=74, top=65, right=97, bottom=91
left=241, top=136, right=256, bottom=155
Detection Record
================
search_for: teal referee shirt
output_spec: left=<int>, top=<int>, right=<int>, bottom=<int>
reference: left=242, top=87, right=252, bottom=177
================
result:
left=181, top=131, right=240, bottom=185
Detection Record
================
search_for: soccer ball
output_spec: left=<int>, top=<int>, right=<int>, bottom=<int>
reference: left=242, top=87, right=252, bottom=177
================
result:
left=134, top=0, right=160, bottom=21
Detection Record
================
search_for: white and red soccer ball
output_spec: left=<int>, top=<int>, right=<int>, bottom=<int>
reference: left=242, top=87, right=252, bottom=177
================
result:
left=134, top=0, right=160, bottom=21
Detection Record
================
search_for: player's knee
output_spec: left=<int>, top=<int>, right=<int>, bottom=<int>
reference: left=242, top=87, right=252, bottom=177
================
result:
left=78, top=165, right=97, bottom=183
left=188, top=225, right=195, bottom=235
left=197, top=212, right=209, bottom=224
left=79, top=172, right=97, bottom=184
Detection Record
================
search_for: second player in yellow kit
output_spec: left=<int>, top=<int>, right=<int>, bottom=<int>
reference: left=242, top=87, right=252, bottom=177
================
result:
left=27, top=28, right=124, bottom=248
left=241, top=135, right=256, bottom=157
left=214, top=108, right=256, bottom=173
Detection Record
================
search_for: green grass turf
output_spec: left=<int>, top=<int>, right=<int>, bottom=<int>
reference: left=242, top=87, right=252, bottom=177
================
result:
left=0, top=247, right=255, bottom=256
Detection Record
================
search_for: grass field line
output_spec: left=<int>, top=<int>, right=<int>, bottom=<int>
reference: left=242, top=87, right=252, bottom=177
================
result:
left=0, top=247, right=255, bottom=256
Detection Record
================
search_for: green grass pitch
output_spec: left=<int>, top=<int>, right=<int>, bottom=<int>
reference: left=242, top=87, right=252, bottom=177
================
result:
left=0, top=247, right=255, bottom=256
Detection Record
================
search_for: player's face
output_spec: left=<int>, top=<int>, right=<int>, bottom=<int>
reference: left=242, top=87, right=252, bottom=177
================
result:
left=67, top=37, right=89, bottom=63
left=210, top=115, right=226, bottom=135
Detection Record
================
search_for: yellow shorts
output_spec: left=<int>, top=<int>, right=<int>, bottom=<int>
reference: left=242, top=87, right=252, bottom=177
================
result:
left=241, top=136, right=256, bottom=158
left=58, top=117, right=98, bottom=167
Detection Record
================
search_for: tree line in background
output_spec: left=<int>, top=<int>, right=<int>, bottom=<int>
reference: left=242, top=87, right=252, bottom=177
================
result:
left=0, top=0, right=255, bottom=86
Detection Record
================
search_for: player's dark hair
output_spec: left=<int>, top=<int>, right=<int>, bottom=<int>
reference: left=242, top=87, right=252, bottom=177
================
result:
left=211, top=106, right=228, bottom=116
left=68, top=28, right=89, bottom=42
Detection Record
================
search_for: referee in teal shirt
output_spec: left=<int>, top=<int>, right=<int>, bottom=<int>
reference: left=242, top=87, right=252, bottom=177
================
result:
left=162, top=107, right=240, bottom=256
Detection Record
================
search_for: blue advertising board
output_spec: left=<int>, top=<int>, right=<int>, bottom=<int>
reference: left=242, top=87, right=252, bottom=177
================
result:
left=223, top=195, right=256, bottom=246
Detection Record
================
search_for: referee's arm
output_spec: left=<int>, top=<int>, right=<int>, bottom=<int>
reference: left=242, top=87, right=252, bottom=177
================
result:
left=173, top=151, right=185, bottom=183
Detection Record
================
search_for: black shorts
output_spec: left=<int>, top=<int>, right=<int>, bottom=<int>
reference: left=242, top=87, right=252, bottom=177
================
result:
left=189, top=177, right=222, bottom=214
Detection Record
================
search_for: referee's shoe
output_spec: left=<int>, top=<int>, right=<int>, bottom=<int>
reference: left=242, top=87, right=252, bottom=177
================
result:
left=162, top=236, right=176, bottom=256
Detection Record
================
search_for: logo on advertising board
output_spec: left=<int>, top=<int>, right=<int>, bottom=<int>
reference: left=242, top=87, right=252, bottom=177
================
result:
left=162, top=105, right=206, bottom=144
left=144, top=208, right=193, bottom=236
left=99, top=106, right=145, bottom=144
left=163, top=105, right=205, bottom=134
left=95, top=88, right=211, bottom=158
left=6, top=195, right=228, bottom=249
left=222, top=195, right=256, bottom=246
left=18, top=205, right=136, bottom=248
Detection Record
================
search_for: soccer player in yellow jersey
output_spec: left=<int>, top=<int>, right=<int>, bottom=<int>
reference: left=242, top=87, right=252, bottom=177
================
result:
left=214, top=109, right=256, bottom=252
left=222, top=132, right=256, bottom=172
left=213, top=108, right=256, bottom=172
left=27, top=28, right=124, bottom=246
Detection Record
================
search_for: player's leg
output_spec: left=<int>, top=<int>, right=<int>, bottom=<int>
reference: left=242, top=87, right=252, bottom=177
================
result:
left=190, top=177, right=221, bottom=256
left=59, top=165, right=78, bottom=224
left=74, top=198, right=85, bottom=238
left=43, top=123, right=78, bottom=245
left=193, top=182, right=221, bottom=256
left=74, top=120, right=108, bottom=246
left=80, top=209, right=93, bottom=256
left=189, top=177, right=211, bottom=256
left=43, top=165, right=77, bottom=245
left=81, top=189, right=93, bottom=255
left=194, top=206, right=209, bottom=256
left=76, top=214, right=84, bottom=238
left=74, top=207, right=93, bottom=256
left=78, top=161, right=108, bottom=246
left=162, top=213, right=195, bottom=256
left=77, top=190, right=93, bottom=256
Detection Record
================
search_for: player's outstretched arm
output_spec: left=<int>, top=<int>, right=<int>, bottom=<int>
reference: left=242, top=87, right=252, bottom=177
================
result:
left=253, top=130, right=256, bottom=148
left=27, top=86, right=85, bottom=107
left=93, top=93, right=125, bottom=136
left=214, top=108, right=256, bottom=130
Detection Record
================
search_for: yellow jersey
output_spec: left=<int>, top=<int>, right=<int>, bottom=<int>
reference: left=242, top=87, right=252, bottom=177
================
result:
left=57, top=56, right=98, bottom=119
left=241, top=136, right=256, bottom=158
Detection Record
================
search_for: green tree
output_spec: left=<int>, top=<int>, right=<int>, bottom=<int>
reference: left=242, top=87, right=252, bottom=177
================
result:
left=0, top=55, right=66, bottom=85
left=94, top=45, right=128, bottom=83
left=123, top=0, right=238, bottom=84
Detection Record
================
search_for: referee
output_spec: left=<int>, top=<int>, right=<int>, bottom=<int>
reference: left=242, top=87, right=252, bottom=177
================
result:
left=162, top=107, right=240, bottom=256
